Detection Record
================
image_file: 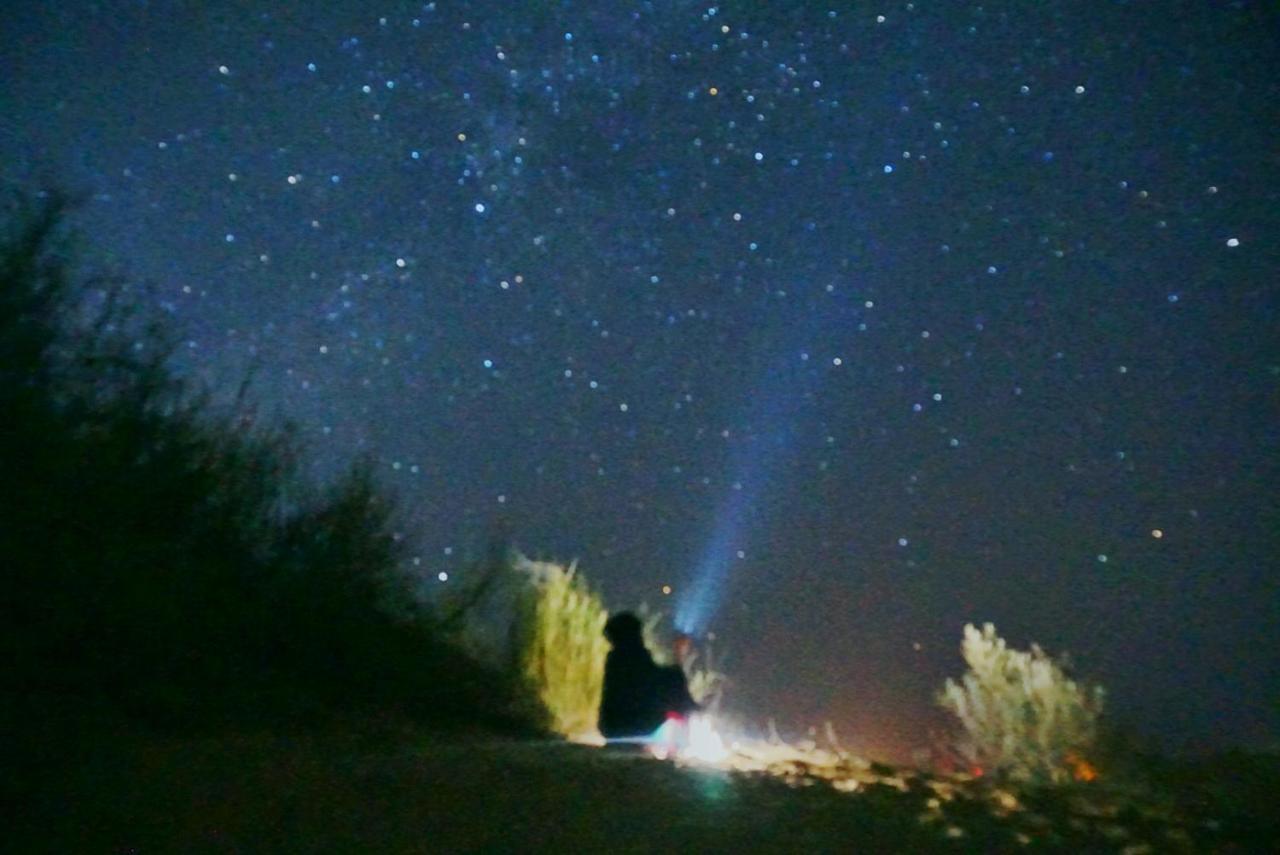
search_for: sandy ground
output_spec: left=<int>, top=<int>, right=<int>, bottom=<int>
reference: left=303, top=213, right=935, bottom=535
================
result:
left=14, top=728, right=1260, bottom=853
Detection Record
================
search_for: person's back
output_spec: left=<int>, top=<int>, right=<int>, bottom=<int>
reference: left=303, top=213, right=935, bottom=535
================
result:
left=598, top=612, right=670, bottom=740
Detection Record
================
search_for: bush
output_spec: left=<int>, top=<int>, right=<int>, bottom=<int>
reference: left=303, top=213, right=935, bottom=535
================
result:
left=511, top=554, right=611, bottom=739
left=683, top=644, right=729, bottom=713
left=0, top=194, right=538, bottom=736
left=938, top=622, right=1105, bottom=785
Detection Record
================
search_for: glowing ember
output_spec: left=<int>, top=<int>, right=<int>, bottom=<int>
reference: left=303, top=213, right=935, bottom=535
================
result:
left=1067, top=753, right=1099, bottom=782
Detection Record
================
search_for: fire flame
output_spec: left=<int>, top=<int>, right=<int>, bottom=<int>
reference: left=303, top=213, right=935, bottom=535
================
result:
left=645, top=714, right=729, bottom=764
left=683, top=714, right=729, bottom=763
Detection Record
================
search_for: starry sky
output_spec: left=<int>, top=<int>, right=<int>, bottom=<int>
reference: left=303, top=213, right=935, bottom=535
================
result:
left=3, top=1, right=1277, bottom=759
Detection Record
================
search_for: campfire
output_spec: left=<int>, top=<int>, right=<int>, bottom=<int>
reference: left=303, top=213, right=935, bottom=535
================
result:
left=645, top=713, right=729, bottom=763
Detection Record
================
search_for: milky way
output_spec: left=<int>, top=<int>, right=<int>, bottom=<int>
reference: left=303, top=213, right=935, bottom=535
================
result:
left=3, top=1, right=1277, bottom=756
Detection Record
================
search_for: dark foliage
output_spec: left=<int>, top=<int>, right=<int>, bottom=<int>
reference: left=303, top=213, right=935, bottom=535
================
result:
left=0, top=195, right=542, bottom=742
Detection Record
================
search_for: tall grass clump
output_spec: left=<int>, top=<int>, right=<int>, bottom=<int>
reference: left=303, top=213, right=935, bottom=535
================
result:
left=938, top=622, right=1105, bottom=785
left=0, top=194, right=538, bottom=738
left=684, top=645, right=729, bottom=713
left=511, top=554, right=610, bottom=738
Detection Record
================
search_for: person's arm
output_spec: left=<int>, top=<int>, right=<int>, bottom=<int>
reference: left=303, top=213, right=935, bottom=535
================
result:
left=677, top=672, right=701, bottom=715
left=662, top=664, right=700, bottom=715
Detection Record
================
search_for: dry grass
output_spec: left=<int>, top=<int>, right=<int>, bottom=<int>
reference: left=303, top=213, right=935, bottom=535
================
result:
left=511, top=554, right=610, bottom=739
left=938, top=623, right=1105, bottom=785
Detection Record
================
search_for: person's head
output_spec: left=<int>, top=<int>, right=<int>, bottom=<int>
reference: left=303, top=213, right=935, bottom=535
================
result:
left=672, top=633, right=694, bottom=664
left=603, top=611, right=645, bottom=650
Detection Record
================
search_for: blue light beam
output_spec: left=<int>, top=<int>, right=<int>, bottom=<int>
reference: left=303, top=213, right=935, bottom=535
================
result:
left=675, top=337, right=831, bottom=635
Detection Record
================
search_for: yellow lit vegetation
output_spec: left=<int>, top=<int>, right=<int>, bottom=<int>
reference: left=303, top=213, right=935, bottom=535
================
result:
left=511, top=554, right=610, bottom=739
left=938, top=623, right=1105, bottom=785
left=452, top=550, right=726, bottom=740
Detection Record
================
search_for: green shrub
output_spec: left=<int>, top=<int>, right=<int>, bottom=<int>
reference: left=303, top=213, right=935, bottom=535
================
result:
left=938, top=622, right=1105, bottom=785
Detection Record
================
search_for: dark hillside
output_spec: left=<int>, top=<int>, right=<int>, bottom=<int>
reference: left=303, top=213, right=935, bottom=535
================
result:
left=0, top=196, right=542, bottom=761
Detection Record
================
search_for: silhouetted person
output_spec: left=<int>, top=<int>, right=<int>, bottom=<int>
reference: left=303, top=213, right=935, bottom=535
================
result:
left=599, top=612, right=698, bottom=742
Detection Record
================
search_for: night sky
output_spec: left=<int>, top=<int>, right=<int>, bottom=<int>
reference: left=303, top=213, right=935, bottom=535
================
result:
left=4, top=1, right=1277, bottom=759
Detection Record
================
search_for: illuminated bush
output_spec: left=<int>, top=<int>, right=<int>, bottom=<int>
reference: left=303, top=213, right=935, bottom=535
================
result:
left=938, top=623, right=1105, bottom=785
left=682, top=643, right=728, bottom=712
left=511, top=554, right=610, bottom=739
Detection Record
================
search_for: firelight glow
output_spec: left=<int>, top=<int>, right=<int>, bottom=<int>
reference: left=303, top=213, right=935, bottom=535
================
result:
left=643, top=714, right=729, bottom=764
left=683, top=714, right=729, bottom=764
